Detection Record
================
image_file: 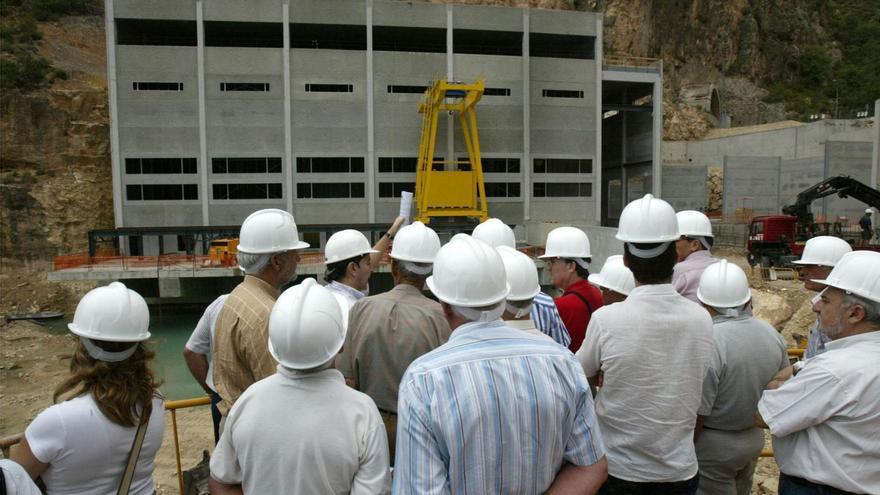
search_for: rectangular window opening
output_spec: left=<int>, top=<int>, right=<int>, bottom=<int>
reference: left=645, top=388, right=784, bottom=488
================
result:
left=530, top=33, right=595, bottom=60
left=297, top=182, right=365, bottom=199
left=483, top=87, right=511, bottom=97
left=453, top=29, right=522, bottom=56
left=305, top=83, right=354, bottom=93
left=542, top=89, right=584, bottom=99
left=533, top=158, right=593, bottom=174
left=126, top=184, right=199, bottom=201
left=387, top=85, right=428, bottom=94
left=296, top=157, right=365, bottom=174
left=290, top=23, right=366, bottom=51
left=220, top=82, right=270, bottom=92
left=133, top=82, right=184, bottom=91
left=213, top=183, right=283, bottom=200
left=373, top=26, right=446, bottom=53
left=532, top=182, right=593, bottom=198
left=116, top=18, right=197, bottom=46
left=204, top=21, right=283, bottom=48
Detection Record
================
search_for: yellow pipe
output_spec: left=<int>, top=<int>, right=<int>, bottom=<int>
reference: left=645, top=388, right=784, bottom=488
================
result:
left=165, top=396, right=211, bottom=410
left=171, top=408, right=184, bottom=495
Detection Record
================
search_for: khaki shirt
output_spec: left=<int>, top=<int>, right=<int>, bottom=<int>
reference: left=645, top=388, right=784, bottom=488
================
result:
left=336, top=284, right=452, bottom=413
left=212, top=275, right=279, bottom=415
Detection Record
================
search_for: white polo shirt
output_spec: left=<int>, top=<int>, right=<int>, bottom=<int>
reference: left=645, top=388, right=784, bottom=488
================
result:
left=184, top=294, right=228, bottom=392
left=211, top=366, right=391, bottom=494
left=576, top=284, right=714, bottom=482
left=758, top=331, right=880, bottom=494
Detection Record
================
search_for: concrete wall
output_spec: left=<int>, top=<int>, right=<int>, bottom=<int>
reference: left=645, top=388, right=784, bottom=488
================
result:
left=661, top=162, right=707, bottom=211
left=779, top=156, right=824, bottom=213
left=823, top=141, right=874, bottom=221
left=722, top=156, right=780, bottom=216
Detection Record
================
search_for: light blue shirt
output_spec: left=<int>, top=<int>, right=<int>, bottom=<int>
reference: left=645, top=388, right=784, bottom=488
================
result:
left=393, top=319, right=605, bottom=495
left=531, top=291, right=571, bottom=347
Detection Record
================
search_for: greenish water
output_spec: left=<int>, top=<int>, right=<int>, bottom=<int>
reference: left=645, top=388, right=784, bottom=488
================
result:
left=148, top=305, right=206, bottom=400
left=42, top=306, right=205, bottom=401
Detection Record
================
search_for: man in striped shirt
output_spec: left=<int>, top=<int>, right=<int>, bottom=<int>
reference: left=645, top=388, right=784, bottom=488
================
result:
left=531, top=291, right=572, bottom=347
left=394, top=235, right=607, bottom=494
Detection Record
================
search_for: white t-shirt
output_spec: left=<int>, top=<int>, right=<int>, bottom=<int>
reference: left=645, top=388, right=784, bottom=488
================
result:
left=0, top=459, right=42, bottom=495
left=576, top=284, right=714, bottom=482
left=758, top=331, right=880, bottom=494
left=211, top=366, right=390, bottom=494
left=185, top=294, right=229, bottom=392
left=25, top=394, right=165, bottom=495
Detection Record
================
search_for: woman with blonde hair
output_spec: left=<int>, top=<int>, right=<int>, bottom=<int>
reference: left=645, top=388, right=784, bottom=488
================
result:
left=11, top=282, right=164, bottom=494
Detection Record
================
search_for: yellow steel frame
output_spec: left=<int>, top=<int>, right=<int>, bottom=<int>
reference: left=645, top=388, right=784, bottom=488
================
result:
left=415, top=79, right=489, bottom=224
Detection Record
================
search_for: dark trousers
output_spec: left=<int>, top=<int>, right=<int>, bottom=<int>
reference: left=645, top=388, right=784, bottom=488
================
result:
left=209, top=389, right=222, bottom=444
left=779, top=474, right=860, bottom=495
left=599, top=474, right=699, bottom=495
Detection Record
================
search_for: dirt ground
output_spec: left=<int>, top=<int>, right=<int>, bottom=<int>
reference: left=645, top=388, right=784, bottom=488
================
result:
left=0, top=247, right=814, bottom=494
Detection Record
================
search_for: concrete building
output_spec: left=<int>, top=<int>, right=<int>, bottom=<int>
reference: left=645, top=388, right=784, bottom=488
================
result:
left=105, top=0, right=661, bottom=254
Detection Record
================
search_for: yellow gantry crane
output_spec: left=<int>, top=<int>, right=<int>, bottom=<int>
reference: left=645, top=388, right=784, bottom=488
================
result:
left=415, top=79, right=489, bottom=224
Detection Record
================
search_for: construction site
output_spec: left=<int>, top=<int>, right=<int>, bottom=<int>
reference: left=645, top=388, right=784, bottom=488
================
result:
left=1, top=0, right=880, bottom=494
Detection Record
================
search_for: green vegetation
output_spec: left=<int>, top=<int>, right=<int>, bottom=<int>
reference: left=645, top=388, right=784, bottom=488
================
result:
left=0, top=0, right=99, bottom=92
left=766, top=0, right=880, bottom=119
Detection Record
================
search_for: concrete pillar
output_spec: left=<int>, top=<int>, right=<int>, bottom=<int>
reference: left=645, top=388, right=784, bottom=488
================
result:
left=366, top=0, right=376, bottom=222
left=283, top=0, right=293, bottom=214
left=652, top=61, right=663, bottom=197
left=594, top=15, right=603, bottom=224
left=159, top=278, right=182, bottom=298
left=446, top=4, right=454, bottom=169
left=196, top=0, right=209, bottom=225
left=522, top=9, right=530, bottom=223
left=104, top=0, right=123, bottom=227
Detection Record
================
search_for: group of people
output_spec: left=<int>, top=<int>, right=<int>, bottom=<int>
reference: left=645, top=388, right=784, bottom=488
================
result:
left=4, top=196, right=879, bottom=495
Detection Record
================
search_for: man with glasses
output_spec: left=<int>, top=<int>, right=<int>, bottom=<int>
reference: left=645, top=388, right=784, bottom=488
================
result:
left=539, top=226, right=603, bottom=353
left=673, top=210, right=718, bottom=303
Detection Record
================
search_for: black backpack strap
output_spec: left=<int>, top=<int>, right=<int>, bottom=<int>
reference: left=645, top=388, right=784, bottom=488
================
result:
left=564, top=290, right=593, bottom=314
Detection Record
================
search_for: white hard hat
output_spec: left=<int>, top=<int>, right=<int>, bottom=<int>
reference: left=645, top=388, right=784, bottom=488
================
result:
left=237, top=208, right=310, bottom=254
left=616, top=194, right=679, bottom=243
left=812, top=250, right=880, bottom=304
left=792, top=236, right=852, bottom=267
left=426, top=235, right=509, bottom=307
left=697, top=259, right=751, bottom=308
left=676, top=210, right=713, bottom=238
left=867, top=209, right=873, bottom=214
left=324, top=230, right=378, bottom=264
left=538, top=226, right=592, bottom=259
left=587, top=255, right=635, bottom=296
left=472, top=218, right=515, bottom=249
left=268, top=278, right=346, bottom=370
left=497, top=246, right=540, bottom=301
left=390, top=221, right=441, bottom=263
left=68, top=282, right=150, bottom=342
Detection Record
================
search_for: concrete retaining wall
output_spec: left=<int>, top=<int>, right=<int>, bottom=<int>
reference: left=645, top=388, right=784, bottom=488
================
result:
left=662, top=162, right=707, bottom=211
left=723, top=156, right=780, bottom=216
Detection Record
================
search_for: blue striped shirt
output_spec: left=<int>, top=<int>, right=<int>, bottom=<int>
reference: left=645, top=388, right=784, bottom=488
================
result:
left=805, top=319, right=830, bottom=359
left=531, top=291, right=571, bottom=347
left=392, top=320, right=605, bottom=495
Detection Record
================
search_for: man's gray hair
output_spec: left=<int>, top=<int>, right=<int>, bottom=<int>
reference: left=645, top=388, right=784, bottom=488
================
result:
left=397, top=260, right=432, bottom=279
left=237, top=252, right=275, bottom=275
left=841, top=293, right=880, bottom=325
left=451, top=301, right=505, bottom=323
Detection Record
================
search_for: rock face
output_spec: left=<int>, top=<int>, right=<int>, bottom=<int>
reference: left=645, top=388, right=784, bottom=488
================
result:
left=0, top=88, right=114, bottom=258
